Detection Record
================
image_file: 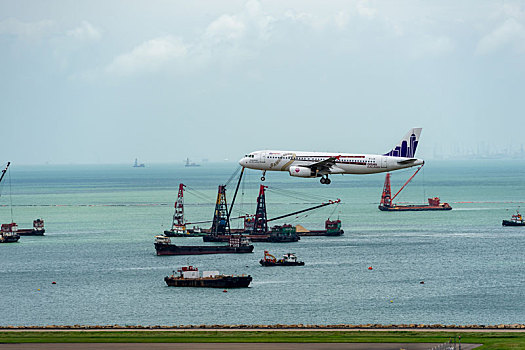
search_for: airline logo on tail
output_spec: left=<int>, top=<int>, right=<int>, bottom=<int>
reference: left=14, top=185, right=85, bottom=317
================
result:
left=383, top=128, right=422, bottom=158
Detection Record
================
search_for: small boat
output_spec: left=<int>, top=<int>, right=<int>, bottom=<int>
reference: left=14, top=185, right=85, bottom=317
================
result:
left=502, top=209, right=525, bottom=226
left=164, top=266, right=252, bottom=288
left=0, top=223, right=20, bottom=243
left=259, top=250, right=305, bottom=266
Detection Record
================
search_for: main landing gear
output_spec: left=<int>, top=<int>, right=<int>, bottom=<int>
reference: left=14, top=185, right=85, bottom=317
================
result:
left=320, top=175, right=331, bottom=185
left=261, top=170, right=266, bottom=181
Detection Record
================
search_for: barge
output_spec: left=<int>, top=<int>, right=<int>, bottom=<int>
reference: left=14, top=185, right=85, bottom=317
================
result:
left=164, top=266, right=252, bottom=288
left=17, top=219, right=45, bottom=236
left=295, top=219, right=343, bottom=236
left=154, top=235, right=254, bottom=256
left=378, top=168, right=452, bottom=211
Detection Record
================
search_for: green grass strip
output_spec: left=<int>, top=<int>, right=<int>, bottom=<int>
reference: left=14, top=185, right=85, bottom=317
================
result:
left=0, top=331, right=525, bottom=349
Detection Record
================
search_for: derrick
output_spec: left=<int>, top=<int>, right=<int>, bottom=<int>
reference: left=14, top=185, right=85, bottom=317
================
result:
left=171, top=183, right=186, bottom=233
left=211, top=185, right=230, bottom=235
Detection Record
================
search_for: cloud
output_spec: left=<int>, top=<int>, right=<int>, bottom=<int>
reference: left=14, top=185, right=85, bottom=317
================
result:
left=0, top=18, right=56, bottom=39
left=476, top=18, right=525, bottom=55
left=356, top=0, right=377, bottom=20
left=105, top=36, right=188, bottom=76
left=205, top=14, right=246, bottom=43
left=66, top=21, right=101, bottom=41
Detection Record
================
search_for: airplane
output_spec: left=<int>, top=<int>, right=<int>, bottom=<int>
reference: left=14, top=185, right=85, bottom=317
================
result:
left=238, top=128, right=424, bottom=184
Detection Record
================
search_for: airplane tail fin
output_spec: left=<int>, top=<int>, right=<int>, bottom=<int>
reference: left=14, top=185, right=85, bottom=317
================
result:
left=384, top=128, right=422, bottom=157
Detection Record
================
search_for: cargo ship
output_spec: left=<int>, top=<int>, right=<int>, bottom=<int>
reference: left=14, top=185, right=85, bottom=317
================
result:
left=164, top=266, right=252, bottom=288
left=154, top=235, right=254, bottom=255
left=378, top=167, right=452, bottom=211
left=259, top=250, right=304, bottom=266
left=502, top=209, right=525, bottom=226
left=17, top=219, right=45, bottom=236
left=0, top=223, right=20, bottom=243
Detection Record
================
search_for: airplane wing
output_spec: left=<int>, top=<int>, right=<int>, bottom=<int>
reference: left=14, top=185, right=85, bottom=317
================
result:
left=305, top=156, right=339, bottom=174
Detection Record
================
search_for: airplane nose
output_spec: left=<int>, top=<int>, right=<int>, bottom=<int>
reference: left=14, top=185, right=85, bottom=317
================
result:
left=239, top=157, right=246, bottom=166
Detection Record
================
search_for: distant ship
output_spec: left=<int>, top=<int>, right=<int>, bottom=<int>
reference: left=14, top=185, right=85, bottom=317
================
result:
left=185, top=158, right=200, bottom=167
left=133, top=158, right=145, bottom=168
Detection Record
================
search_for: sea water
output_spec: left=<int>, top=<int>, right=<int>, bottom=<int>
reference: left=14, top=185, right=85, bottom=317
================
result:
left=0, top=160, right=524, bottom=326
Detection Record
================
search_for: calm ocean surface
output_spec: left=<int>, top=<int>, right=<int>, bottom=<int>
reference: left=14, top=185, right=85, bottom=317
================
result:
left=0, top=160, right=524, bottom=326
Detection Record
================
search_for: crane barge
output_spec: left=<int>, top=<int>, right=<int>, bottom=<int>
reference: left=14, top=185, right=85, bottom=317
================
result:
left=378, top=165, right=452, bottom=211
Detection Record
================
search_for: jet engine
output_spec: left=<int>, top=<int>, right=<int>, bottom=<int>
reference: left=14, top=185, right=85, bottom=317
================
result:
left=289, top=166, right=315, bottom=178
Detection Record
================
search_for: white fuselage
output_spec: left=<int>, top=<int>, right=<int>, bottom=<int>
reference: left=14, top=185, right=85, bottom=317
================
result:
left=239, top=150, right=424, bottom=176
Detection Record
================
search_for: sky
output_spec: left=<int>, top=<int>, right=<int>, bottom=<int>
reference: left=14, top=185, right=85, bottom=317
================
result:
left=1, top=0, right=525, bottom=164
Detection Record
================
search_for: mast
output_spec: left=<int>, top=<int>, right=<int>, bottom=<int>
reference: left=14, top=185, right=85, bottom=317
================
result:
left=380, top=173, right=392, bottom=208
left=0, top=162, right=10, bottom=185
left=254, top=185, right=268, bottom=233
left=171, top=183, right=186, bottom=232
left=228, top=167, right=244, bottom=218
left=211, top=185, right=230, bottom=235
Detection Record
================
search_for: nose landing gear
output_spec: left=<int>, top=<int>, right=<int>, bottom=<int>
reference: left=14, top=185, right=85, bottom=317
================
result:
left=261, top=170, right=266, bottom=181
left=320, top=175, right=331, bottom=185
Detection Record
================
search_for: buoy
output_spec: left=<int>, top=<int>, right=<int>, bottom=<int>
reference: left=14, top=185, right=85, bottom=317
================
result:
left=368, top=266, right=373, bottom=270
left=52, top=281, right=56, bottom=285
left=390, top=300, right=393, bottom=303
left=37, top=289, right=40, bottom=291
left=223, top=289, right=228, bottom=293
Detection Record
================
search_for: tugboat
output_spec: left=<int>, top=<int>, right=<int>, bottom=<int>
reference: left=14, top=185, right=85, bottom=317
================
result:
left=502, top=209, right=525, bottom=226
left=164, top=266, right=252, bottom=288
left=17, top=219, right=45, bottom=236
left=259, top=250, right=305, bottom=266
left=154, top=235, right=254, bottom=255
left=0, top=223, right=20, bottom=243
